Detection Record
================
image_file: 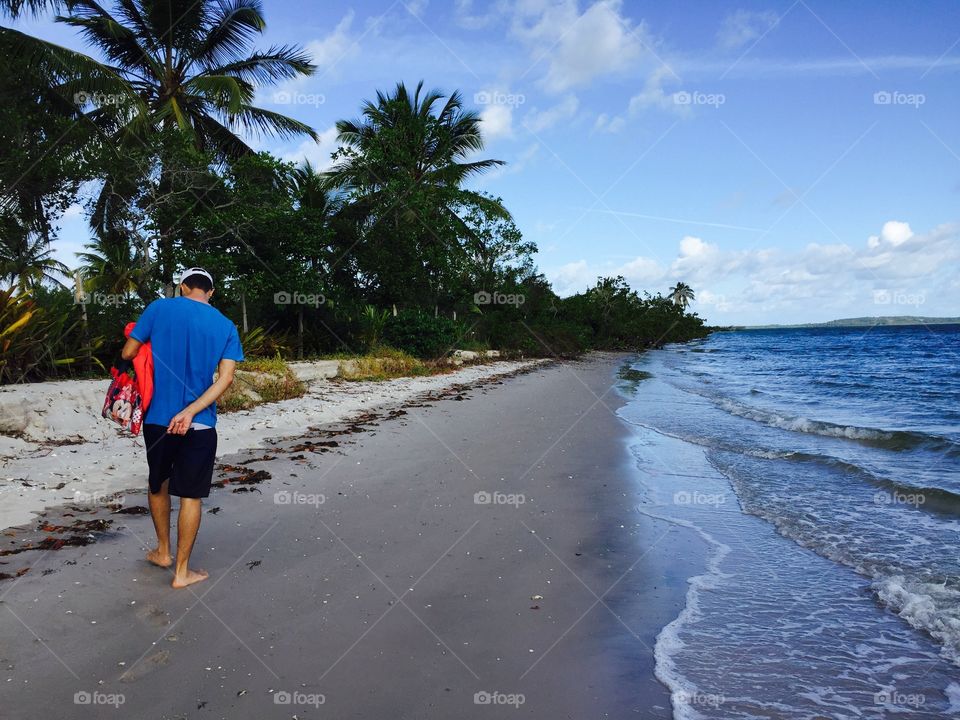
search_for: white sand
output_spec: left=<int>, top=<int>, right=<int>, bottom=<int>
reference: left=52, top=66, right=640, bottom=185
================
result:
left=0, top=360, right=542, bottom=530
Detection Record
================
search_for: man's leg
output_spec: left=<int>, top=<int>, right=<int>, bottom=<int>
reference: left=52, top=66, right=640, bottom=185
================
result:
left=172, top=497, right=208, bottom=589
left=143, top=424, right=174, bottom=568
left=146, top=479, right=173, bottom=567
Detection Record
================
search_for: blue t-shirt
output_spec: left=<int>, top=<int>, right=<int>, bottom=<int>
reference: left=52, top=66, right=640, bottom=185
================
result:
left=131, top=297, right=244, bottom=427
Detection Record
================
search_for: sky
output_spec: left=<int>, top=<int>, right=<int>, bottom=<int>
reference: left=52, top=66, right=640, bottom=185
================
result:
left=15, top=0, right=960, bottom=325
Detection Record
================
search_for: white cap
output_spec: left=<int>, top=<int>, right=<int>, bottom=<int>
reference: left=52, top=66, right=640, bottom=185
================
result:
left=179, top=267, right=214, bottom=287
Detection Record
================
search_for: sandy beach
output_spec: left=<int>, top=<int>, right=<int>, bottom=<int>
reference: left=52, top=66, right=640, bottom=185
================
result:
left=0, top=359, right=542, bottom=531
left=0, top=353, right=693, bottom=719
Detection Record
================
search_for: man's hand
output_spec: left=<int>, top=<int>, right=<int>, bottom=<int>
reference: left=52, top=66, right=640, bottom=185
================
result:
left=165, top=359, right=236, bottom=435
left=168, top=408, right=196, bottom=435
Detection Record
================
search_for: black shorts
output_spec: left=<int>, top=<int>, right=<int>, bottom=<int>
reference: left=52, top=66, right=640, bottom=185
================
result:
left=143, top=423, right=218, bottom=499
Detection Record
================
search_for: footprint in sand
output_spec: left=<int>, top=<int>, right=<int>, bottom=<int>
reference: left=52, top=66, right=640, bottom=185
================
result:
left=119, top=649, right=170, bottom=683
left=136, top=604, right=170, bottom=627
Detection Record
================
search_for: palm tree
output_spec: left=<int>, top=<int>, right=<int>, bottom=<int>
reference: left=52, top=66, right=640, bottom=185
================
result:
left=0, top=230, right=69, bottom=291
left=669, top=282, right=695, bottom=309
left=5, top=0, right=319, bottom=291
left=76, top=230, right=148, bottom=299
left=324, top=81, right=507, bottom=305
left=45, top=0, right=318, bottom=155
left=326, top=81, right=504, bottom=195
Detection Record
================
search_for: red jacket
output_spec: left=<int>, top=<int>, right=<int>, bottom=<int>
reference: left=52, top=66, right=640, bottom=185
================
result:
left=123, top=322, right=154, bottom=412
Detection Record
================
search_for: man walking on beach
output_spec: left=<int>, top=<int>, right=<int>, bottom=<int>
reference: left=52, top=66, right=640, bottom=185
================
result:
left=121, top=268, right=244, bottom=588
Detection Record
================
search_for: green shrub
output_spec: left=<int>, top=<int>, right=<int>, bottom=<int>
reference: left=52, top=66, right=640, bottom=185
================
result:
left=382, top=310, right=462, bottom=359
left=0, top=287, right=108, bottom=383
left=338, top=346, right=428, bottom=381
left=240, top=326, right=290, bottom=358
left=219, top=356, right=306, bottom=411
left=359, top=305, right=390, bottom=352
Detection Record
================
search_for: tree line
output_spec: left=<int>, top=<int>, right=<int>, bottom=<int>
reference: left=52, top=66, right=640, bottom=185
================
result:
left=0, top=0, right=708, bottom=383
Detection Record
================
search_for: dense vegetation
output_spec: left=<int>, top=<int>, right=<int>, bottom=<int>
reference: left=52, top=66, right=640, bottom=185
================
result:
left=0, top=0, right=707, bottom=383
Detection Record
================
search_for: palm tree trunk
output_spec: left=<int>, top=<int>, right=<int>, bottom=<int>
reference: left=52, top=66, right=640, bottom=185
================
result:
left=241, top=292, right=249, bottom=334
left=297, top=306, right=304, bottom=360
left=74, top=271, right=92, bottom=374
left=158, top=177, right=175, bottom=297
left=156, top=136, right=176, bottom=297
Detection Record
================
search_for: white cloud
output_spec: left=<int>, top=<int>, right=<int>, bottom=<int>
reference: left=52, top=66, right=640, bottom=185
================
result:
left=696, top=289, right=732, bottom=313
left=547, top=254, right=665, bottom=296
left=523, top=95, right=579, bottom=132
left=679, top=235, right=711, bottom=257
left=717, top=9, right=779, bottom=51
left=281, top=126, right=341, bottom=171
left=543, top=221, right=960, bottom=322
left=627, top=63, right=684, bottom=116
left=480, top=103, right=514, bottom=141
left=305, top=11, right=358, bottom=74
left=535, top=220, right=557, bottom=237
left=512, top=0, right=648, bottom=92
left=481, top=142, right=540, bottom=182
left=405, top=0, right=429, bottom=18
left=593, top=112, right=626, bottom=133
left=260, top=10, right=360, bottom=109
left=867, top=220, right=913, bottom=249
left=454, top=0, right=506, bottom=29
left=550, top=259, right=594, bottom=295
left=618, top=255, right=664, bottom=284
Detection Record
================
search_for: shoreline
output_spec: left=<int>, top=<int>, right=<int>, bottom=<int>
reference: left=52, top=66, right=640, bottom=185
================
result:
left=0, top=351, right=690, bottom=718
left=609, top=378, right=712, bottom=720
left=617, top=342, right=960, bottom=718
left=0, top=359, right=547, bottom=531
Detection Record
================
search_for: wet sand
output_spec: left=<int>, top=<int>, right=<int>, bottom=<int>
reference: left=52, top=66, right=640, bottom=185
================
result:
left=0, top=353, right=695, bottom=719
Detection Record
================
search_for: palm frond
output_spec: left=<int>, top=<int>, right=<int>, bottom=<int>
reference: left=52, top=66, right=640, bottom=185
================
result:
left=191, top=0, right=267, bottom=69
left=191, top=112, right=256, bottom=157
left=227, top=104, right=319, bottom=141
left=56, top=2, right=161, bottom=78
left=1, top=0, right=64, bottom=19
left=185, top=74, right=249, bottom=113
left=0, top=26, right=130, bottom=94
left=200, top=45, right=315, bottom=84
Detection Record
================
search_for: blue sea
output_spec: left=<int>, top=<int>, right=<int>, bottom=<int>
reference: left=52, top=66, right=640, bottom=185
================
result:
left=618, top=325, right=960, bottom=719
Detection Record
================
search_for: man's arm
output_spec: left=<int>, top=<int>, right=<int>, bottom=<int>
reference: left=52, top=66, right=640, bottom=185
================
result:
left=167, top=359, right=237, bottom=435
left=121, top=337, right=143, bottom=361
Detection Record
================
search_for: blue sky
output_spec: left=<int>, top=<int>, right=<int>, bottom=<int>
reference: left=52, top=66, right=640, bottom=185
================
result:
left=17, top=0, right=960, bottom=324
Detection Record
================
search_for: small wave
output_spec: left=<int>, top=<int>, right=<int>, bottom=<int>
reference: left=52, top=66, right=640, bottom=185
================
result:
left=874, top=575, right=960, bottom=666
left=715, top=398, right=960, bottom=456
left=639, top=508, right=732, bottom=720
left=745, top=450, right=960, bottom=517
left=621, top=418, right=960, bottom=517
left=705, top=450, right=960, bottom=668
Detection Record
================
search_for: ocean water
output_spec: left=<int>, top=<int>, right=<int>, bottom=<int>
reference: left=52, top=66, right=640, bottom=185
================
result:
left=618, top=325, right=960, bottom=719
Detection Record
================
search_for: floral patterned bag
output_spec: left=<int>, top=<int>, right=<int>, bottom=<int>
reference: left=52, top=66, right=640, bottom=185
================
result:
left=102, top=360, right=144, bottom=435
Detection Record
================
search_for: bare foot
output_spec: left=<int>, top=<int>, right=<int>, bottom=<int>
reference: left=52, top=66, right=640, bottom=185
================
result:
left=146, top=549, right=173, bottom=568
left=171, top=569, right=208, bottom=589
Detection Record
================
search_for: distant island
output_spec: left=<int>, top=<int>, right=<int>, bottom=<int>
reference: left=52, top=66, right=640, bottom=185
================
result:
left=741, top=316, right=960, bottom=330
